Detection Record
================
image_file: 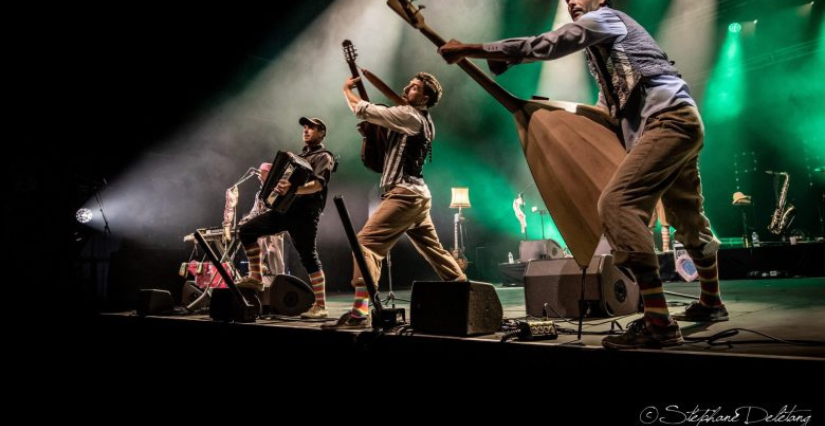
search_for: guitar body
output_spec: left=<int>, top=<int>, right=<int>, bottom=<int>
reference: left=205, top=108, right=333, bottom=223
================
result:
left=344, top=40, right=392, bottom=174
left=358, top=120, right=389, bottom=174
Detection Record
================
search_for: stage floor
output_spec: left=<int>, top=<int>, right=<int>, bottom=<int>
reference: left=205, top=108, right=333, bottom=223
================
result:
left=106, top=277, right=825, bottom=360
left=82, top=277, right=824, bottom=418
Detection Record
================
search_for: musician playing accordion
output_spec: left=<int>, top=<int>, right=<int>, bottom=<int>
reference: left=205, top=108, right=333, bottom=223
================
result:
left=236, top=117, right=335, bottom=320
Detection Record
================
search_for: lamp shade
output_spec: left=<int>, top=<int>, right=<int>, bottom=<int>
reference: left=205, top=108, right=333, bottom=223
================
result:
left=450, top=187, right=471, bottom=209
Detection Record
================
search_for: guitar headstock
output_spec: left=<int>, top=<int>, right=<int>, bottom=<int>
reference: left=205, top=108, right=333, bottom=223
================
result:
left=386, top=0, right=426, bottom=29
left=342, top=39, right=357, bottom=64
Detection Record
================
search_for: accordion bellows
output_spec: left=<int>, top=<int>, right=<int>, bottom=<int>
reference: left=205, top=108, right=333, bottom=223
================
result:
left=260, top=151, right=314, bottom=214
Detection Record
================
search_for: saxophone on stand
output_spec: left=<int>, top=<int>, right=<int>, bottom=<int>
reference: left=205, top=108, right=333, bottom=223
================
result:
left=767, top=171, right=796, bottom=236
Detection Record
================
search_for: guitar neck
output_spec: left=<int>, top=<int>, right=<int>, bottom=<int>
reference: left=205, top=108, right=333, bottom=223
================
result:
left=415, top=23, right=523, bottom=113
left=346, top=61, right=370, bottom=102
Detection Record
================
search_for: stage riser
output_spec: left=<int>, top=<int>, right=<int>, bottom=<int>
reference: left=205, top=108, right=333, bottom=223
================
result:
left=498, top=242, right=825, bottom=284
left=718, top=243, right=825, bottom=279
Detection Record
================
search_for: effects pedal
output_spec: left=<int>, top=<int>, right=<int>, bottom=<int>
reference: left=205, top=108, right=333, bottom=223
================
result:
left=518, top=320, right=558, bottom=341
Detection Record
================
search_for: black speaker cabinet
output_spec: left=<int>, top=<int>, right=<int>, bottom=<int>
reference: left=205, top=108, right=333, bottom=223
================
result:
left=209, top=287, right=261, bottom=322
left=524, top=255, right=639, bottom=318
left=269, top=274, right=314, bottom=316
left=410, top=281, right=503, bottom=336
left=181, top=281, right=207, bottom=310
left=136, top=289, right=174, bottom=316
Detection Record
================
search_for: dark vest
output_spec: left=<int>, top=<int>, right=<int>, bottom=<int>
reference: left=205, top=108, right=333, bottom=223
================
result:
left=585, top=8, right=679, bottom=118
left=380, top=110, right=433, bottom=192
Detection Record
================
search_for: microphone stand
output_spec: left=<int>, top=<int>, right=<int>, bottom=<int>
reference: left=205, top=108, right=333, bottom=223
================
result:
left=532, top=209, right=549, bottom=240
left=94, top=185, right=112, bottom=236
left=90, top=179, right=112, bottom=307
left=232, top=167, right=260, bottom=188
left=518, top=181, right=536, bottom=196
left=815, top=165, right=825, bottom=240
left=227, top=167, right=261, bottom=237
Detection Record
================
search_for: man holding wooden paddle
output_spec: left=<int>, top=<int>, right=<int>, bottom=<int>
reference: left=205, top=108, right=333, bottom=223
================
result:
left=439, top=0, right=727, bottom=349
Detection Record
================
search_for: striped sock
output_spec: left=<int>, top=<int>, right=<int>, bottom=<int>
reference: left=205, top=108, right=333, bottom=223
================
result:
left=661, top=227, right=671, bottom=252
left=243, top=243, right=262, bottom=281
left=693, top=254, right=722, bottom=307
left=309, top=270, right=326, bottom=308
left=637, top=270, right=672, bottom=327
left=350, top=280, right=370, bottom=319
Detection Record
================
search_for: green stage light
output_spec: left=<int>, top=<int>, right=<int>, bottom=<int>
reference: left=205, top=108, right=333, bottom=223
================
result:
left=729, top=22, right=742, bottom=33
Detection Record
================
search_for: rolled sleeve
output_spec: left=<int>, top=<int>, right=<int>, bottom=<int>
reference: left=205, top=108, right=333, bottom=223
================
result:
left=354, top=101, right=422, bottom=136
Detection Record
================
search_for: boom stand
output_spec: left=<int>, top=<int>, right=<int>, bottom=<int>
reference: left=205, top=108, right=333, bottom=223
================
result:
left=334, top=196, right=405, bottom=330
left=534, top=208, right=550, bottom=240
left=382, top=250, right=409, bottom=308
left=194, top=231, right=257, bottom=322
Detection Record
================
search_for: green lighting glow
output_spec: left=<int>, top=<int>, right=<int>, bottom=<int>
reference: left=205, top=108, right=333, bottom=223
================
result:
left=705, top=30, right=745, bottom=121
left=729, top=22, right=742, bottom=33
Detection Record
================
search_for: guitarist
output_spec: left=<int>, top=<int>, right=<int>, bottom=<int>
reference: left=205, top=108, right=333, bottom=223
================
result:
left=323, top=72, right=466, bottom=330
left=439, top=0, right=726, bottom=349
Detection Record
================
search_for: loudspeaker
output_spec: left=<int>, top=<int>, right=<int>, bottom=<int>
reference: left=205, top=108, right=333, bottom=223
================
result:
left=410, top=281, right=503, bottom=336
left=181, top=281, right=207, bottom=310
left=524, top=255, right=639, bottom=318
left=209, top=288, right=261, bottom=322
left=519, top=239, right=564, bottom=262
left=269, top=274, right=314, bottom=316
left=136, top=289, right=175, bottom=316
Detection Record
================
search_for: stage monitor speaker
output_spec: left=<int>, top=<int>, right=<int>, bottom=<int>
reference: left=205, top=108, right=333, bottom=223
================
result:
left=181, top=281, right=207, bottom=310
left=519, top=239, right=563, bottom=262
left=410, top=280, right=503, bottom=336
left=137, top=289, right=174, bottom=316
left=209, top=288, right=261, bottom=321
left=269, top=274, right=314, bottom=316
left=524, top=255, right=639, bottom=318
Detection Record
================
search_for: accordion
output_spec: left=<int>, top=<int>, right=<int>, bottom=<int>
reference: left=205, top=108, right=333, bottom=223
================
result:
left=260, top=151, right=314, bottom=214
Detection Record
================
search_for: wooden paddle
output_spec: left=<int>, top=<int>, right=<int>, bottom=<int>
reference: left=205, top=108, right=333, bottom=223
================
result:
left=360, top=68, right=408, bottom=106
left=387, top=0, right=625, bottom=267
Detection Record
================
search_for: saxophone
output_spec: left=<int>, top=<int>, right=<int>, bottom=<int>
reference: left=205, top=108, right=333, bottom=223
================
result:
left=768, top=172, right=796, bottom=235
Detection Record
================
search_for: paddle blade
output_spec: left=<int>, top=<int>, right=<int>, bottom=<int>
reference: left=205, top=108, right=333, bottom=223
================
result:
left=519, top=108, right=625, bottom=266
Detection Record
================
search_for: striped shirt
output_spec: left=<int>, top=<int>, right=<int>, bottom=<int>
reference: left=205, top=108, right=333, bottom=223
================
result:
left=355, top=101, right=434, bottom=198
